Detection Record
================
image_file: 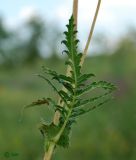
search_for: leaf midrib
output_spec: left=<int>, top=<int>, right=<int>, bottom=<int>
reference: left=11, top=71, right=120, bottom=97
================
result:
left=69, top=24, right=78, bottom=87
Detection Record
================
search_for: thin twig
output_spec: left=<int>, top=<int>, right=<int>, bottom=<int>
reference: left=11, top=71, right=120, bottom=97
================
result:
left=73, top=0, right=78, bottom=30
left=80, top=0, right=101, bottom=66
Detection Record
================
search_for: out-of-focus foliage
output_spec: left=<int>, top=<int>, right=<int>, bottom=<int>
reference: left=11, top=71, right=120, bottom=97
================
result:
left=111, top=29, right=136, bottom=76
left=0, top=15, right=61, bottom=68
left=19, top=15, right=45, bottom=63
left=0, top=17, right=13, bottom=67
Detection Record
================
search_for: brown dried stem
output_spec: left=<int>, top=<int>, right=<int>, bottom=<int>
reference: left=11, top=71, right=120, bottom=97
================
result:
left=80, top=0, right=101, bottom=66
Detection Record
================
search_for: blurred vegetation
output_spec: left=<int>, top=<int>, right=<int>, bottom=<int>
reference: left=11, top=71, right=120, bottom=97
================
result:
left=0, top=15, right=136, bottom=160
left=0, top=15, right=61, bottom=68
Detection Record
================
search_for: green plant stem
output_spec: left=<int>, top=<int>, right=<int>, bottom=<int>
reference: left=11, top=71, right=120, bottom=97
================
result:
left=44, top=90, right=76, bottom=160
left=55, top=108, right=72, bottom=141
left=43, top=108, right=73, bottom=160
left=43, top=142, right=55, bottom=160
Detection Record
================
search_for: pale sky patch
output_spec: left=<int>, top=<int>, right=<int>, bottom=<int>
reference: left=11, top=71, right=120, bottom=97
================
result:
left=0, top=0, right=136, bottom=54
left=19, top=6, right=38, bottom=21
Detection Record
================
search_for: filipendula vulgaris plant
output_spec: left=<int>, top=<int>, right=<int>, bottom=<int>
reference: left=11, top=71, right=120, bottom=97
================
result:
left=22, top=15, right=116, bottom=160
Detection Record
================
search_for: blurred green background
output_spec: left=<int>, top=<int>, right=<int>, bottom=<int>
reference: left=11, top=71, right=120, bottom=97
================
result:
left=0, top=4, right=136, bottom=160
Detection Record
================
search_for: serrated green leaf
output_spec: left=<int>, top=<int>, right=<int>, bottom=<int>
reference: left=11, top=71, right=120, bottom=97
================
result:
left=57, top=118, right=74, bottom=148
left=71, top=98, right=112, bottom=118
left=78, top=73, right=95, bottom=84
left=42, top=67, right=57, bottom=76
left=57, top=126, right=71, bottom=148
left=20, top=98, right=50, bottom=122
left=62, top=82, right=74, bottom=94
left=24, top=98, right=49, bottom=109
left=57, top=75, right=74, bottom=83
left=59, top=90, right=72, bottom=102
left=62, top=15, right=82, bottom=83
left=76, top=81, right=116, bottom=96
left=39, top=123, right=60, bottom=139
left=62, top=50, right=69, bottom=55
left=42, top=66, right=74, bottom=86
left=74, top=91, right=112, bottom=108
left=71, top=108, right=91, bottom=118
left=89, top=98, right=112, bottom=111
left=24, top=15, right=116, bottom=151
left=38, top=74, right=68, bottom=107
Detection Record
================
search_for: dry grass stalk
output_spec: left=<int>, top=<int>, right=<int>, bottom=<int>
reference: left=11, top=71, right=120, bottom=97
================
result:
left=80, top=0, right=101, bottom=66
